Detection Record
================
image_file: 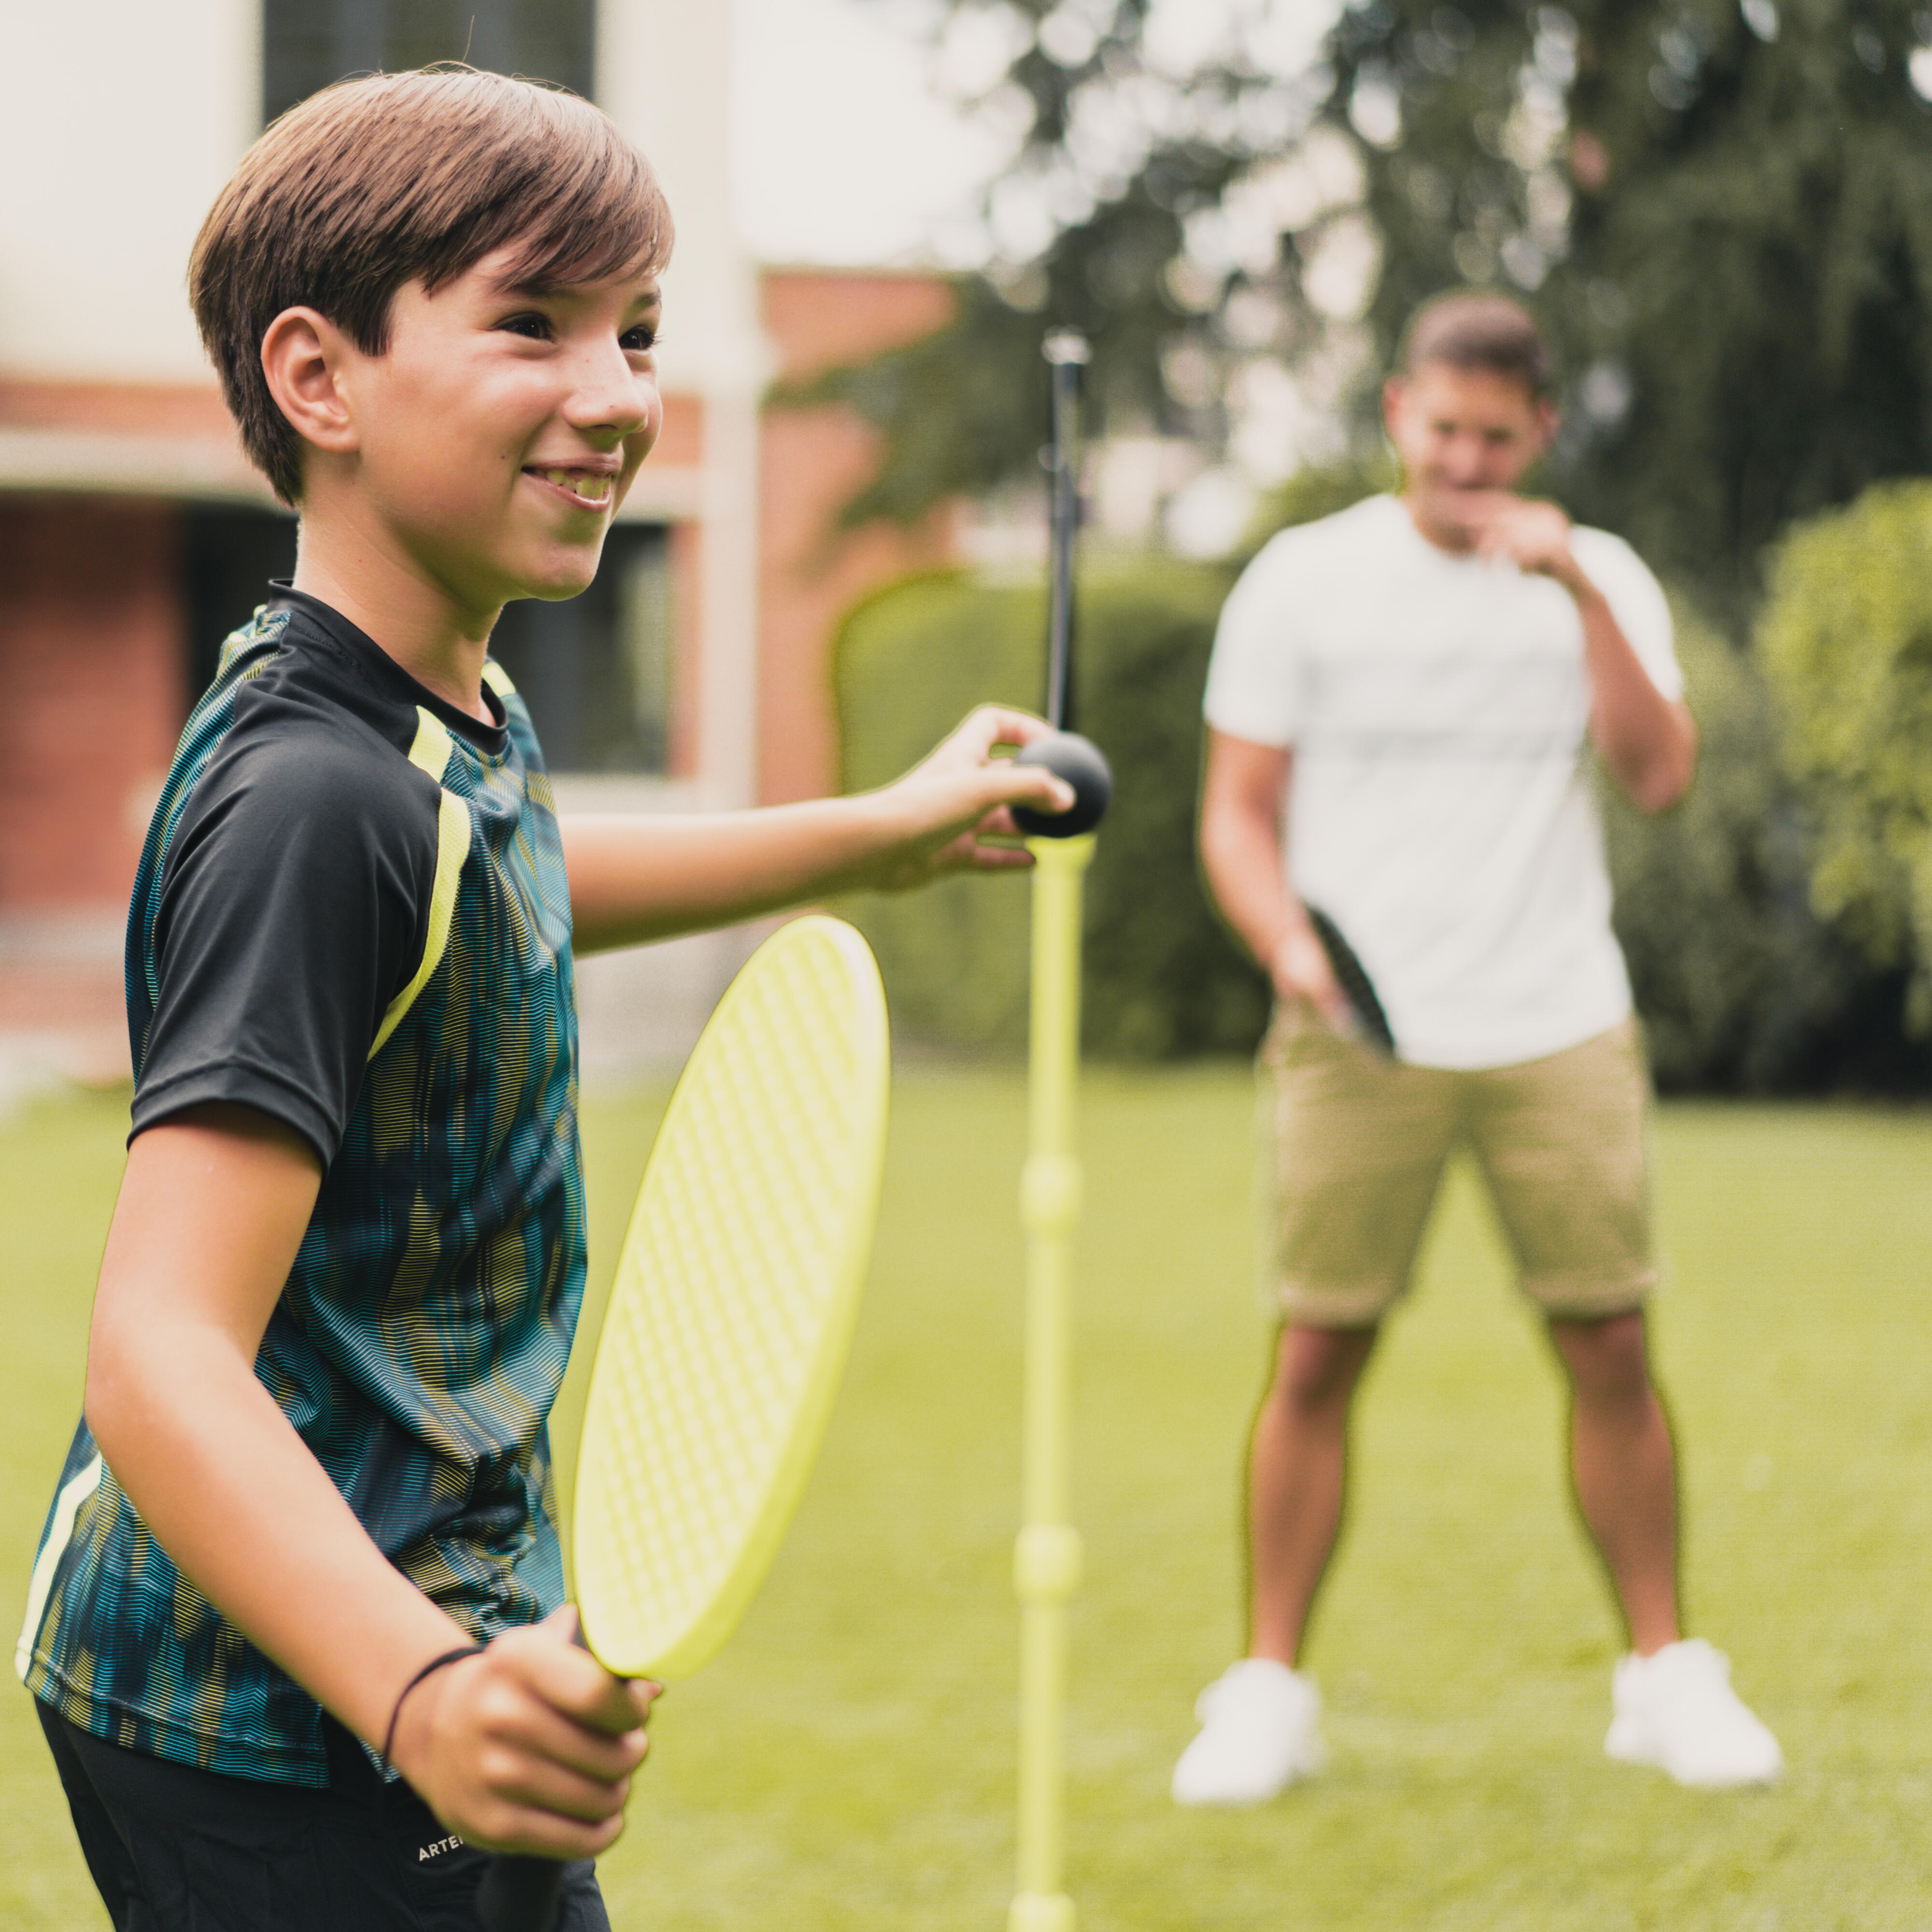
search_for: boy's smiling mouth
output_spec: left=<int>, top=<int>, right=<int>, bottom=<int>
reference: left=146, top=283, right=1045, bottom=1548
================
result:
left=523, top=465, right=617, bottom=511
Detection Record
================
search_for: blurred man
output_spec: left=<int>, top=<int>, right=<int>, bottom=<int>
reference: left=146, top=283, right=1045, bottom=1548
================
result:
left=1175, top=292, right=1780, bottom=1804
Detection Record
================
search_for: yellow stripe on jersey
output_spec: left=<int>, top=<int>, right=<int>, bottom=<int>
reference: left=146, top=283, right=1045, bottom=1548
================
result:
left=405, top=707, right=455, bottom=782
left=370, top=709, right=471, bottom=1060
left=15, top=1454, right=102, bottom=1681
left=482, top=660, right=517, bottom=698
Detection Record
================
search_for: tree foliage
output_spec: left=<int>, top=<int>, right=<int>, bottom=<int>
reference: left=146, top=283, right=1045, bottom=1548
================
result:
left=1546, top=0, right=1932, bottom=601
left=817, top=0, right=1932, bottom=608
left=787, top=0, right=1331, bottom=521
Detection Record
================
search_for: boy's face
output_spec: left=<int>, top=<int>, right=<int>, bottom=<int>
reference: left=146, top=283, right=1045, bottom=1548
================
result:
left=1383, top=360, right=1554, bottom=519
left=320, top=244, right=663, bottom=618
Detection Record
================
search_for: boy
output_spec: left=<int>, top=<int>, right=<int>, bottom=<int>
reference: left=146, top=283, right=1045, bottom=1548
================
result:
left=1172, top=292, right=1781, bottom=1804
left=16, top=68, right=1072, bottom=1931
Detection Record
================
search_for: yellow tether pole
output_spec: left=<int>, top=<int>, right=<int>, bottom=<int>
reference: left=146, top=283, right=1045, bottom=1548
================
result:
left=1007, top=324, right=1105, bottom=1932
left=1010, top=829, right=1095, bottom=1932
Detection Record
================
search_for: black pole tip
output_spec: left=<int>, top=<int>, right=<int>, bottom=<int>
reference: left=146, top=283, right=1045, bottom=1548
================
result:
left=1010, top=731, right=1112, bottom=839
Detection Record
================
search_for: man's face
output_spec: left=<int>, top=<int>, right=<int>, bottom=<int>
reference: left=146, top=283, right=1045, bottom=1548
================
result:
left=1382, top=360, right=1554, bottom=527
left=323, top=244, right=664, bottom=622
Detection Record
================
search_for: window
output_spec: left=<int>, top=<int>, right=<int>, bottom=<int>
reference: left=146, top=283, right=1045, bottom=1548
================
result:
left=262, top=0, right=596, bottom=125
left=182, top=507, right=676, bottom=776
left=488, top=525, right=676, bottom=775
left=183, top=506, right=298, bottom=699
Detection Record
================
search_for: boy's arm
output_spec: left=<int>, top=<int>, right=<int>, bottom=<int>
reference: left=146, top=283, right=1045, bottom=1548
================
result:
left=85, top=1103, right=654, bottom=1856
left=563, top=706, right=1075, bottom=953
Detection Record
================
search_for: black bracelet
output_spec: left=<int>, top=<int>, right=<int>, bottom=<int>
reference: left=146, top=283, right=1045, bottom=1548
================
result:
left=379, top=1642, right=484, bottom=1777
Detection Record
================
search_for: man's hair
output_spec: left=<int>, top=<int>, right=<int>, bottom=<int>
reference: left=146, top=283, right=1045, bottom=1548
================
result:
left=191, top=67, right=674, bottom=504
left=1398, top=290, right=1553, bottom=398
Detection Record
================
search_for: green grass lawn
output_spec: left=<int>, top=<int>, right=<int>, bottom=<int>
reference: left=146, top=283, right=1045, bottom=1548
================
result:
left=4, top=1070, right=1930, bottom=1929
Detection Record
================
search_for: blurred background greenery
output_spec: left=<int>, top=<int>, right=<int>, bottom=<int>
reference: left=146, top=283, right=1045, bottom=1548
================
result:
left=835, top=474, right=1932, bottom=1092
left=814, top=1, right=1932, bottom=1094
left=837, top=562, right=1266, bottom=1059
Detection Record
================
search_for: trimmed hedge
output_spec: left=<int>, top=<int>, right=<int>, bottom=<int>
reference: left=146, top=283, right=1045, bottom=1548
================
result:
left=832, top=563, right=1267, bottom=1059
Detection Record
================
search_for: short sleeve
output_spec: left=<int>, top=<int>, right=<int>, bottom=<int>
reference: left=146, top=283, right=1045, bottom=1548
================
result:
left=131, top=731, right=439, bottom=1165
left=1572, top=529, right=1683, bottom=702
left=1202, top=534, right=1307, bottom=747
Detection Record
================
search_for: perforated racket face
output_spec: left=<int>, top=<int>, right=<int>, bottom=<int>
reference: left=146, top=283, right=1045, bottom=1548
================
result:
left=572, top=916, right=890, bottom=1681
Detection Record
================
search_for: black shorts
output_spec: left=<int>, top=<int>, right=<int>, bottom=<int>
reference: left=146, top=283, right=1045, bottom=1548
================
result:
left=36, top=1699, right=611, bottom=1932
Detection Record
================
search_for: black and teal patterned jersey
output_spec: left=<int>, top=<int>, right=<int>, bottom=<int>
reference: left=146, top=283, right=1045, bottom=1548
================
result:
left=16, top=588, right=587, bottom=1788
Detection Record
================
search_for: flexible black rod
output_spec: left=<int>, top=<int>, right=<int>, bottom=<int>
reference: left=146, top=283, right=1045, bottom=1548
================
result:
left=1041, top=330, right=1089, bottom=733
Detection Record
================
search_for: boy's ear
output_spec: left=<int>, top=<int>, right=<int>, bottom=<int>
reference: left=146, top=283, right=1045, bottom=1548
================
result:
left=260, top=307, right=360, bottom=460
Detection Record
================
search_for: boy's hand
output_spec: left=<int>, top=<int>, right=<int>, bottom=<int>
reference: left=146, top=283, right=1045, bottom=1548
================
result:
left=861, top=706, right=1077, bottom=894
left=390, top=1608, right=659, bottom=1857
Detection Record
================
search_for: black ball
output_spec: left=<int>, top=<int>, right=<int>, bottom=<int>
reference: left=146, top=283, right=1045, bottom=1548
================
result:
left=1010, top=731, right=1113, bottom=838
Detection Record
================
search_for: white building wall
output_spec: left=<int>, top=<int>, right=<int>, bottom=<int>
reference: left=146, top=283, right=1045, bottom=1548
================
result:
left=0, top=0, right=771, bottom=1085
left=574, top=1, right=774, bottom=1079
left=0, top=0, right=764, bottom=402
left=0, top=0, right=259, bottom=380
left=600, top=0, right=766, bottom=816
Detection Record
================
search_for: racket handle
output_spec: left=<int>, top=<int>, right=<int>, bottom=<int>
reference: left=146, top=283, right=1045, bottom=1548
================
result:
left=473, top=1853, right=565, bottom=1932
left=474, top=1620, right=608, bottom=1931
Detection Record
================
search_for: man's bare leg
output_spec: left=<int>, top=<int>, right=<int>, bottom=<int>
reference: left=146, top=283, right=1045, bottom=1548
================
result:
left=1247, top=1322, right=1378, bottom=1666
left=1547, top=1309, right=1679, bottom=1656
left=1171, top=1321, right=1373, bottom=1802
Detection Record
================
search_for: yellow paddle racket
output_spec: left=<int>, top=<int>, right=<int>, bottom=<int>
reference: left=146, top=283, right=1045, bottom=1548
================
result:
left=477, top=914, right=890, bottom=1932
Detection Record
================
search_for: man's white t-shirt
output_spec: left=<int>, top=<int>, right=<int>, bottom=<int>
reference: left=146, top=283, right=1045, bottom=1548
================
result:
left=1202, top=493, right=1682, bottom=1071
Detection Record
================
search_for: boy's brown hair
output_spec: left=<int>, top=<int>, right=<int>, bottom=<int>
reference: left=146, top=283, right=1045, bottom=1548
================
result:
left=191, top=66, right=673, bottom=504
left=1398, top=290, right=1553, bottom=398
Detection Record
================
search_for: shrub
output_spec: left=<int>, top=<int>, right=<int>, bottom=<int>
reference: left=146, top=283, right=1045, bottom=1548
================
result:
left=832, top=563, right=1267, bottom=1059
left=1756, top=480, right=1932, bottom=1032
left=1604, top=599, right=1912, bottom=1092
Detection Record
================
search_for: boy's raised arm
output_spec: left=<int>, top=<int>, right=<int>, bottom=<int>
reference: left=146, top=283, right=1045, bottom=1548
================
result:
left=85, top=1103, right=655, bottom=1857
left=563, top=706, right=1076, bottom=953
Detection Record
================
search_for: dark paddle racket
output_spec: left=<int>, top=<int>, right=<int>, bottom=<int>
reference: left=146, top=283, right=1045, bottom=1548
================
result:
left=1306, top=906, right=1396, bottom=1055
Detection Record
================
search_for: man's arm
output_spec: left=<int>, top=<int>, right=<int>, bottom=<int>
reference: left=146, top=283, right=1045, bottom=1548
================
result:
left=85, top=1105, right=653, bottom=1855
left=1453, top=494, right=1696, bottom=814
left=1571, top=579, right=1697, bottom=813
left=564, top=706, right=1074, bottom=954
left=1198, top=730, right=1347, bottom=1024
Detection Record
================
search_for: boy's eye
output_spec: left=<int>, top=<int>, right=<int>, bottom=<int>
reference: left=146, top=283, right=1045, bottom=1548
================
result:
left=498, top=312, right=553, bottom=341
left=620, top=324, right=658, bottom=353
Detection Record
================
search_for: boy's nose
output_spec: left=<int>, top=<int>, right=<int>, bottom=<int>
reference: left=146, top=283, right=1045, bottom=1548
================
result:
left=564, top=345, right=655, bottom=438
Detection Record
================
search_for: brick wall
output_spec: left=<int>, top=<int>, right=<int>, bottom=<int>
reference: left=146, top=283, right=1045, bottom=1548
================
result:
left=0, top=497, right=185, bottom=1075
left=756, top=270, right=958, bottom=805
left=0, top=497, right=184, bottom=910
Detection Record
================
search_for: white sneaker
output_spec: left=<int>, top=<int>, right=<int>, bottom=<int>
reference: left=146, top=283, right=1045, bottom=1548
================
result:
left=1604, top=1638, right=1783, bottom=1788
left=1171, top=1659, right=1325, bottom=1806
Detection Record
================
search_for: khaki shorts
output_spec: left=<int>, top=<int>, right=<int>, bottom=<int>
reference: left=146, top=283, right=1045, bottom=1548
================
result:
left=1258, top=1009, right=1657, bottom=1327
